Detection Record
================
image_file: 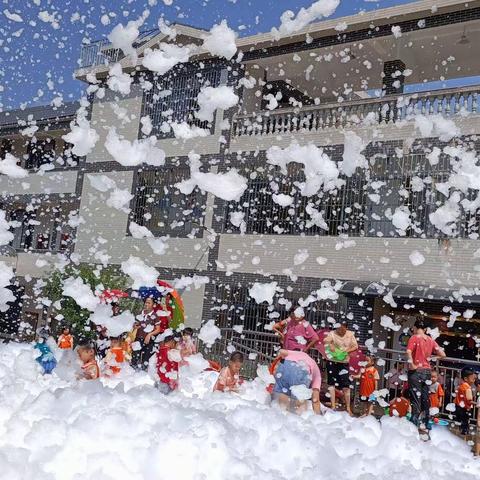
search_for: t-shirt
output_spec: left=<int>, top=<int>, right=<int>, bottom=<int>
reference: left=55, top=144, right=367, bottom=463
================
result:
left=406, top=334, right=440, bottom=370
left=58, top=334, right=73, bottom=349
left=283, top=318, right=319, bottom=351
left=105, top=347, right=125, bottom=374
left=359, top=366, right=380, bottom=397
left=284, top=350, right=322, bottom=390
left=324, top=330, right=358, bottom=363
left=429, top=382, right=445, bottom=408
left=455, top=382, right=473, bottom=410
left=389, top=397, right=410, bottom=417
left=156, top=345, right=179, bottom=389
left=81, top=360, right=100, bottom=380
left=136, top=309, right=169, bottom=340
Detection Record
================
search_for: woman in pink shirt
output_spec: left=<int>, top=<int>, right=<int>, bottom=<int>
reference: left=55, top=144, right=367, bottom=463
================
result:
left=272, top=307, right=320, bottom=352
left=272, top=349, right=323, bottom=414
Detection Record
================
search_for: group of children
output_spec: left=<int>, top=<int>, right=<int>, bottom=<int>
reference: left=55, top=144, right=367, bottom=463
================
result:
left=35, top=325, right=246, bottom=396
left=35, top=325, right=480, bottom=447
left=353, top=355, right=480, bottom=441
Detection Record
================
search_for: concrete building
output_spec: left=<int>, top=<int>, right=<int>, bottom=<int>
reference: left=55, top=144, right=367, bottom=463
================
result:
left=2, top=0, right=480, bottom=359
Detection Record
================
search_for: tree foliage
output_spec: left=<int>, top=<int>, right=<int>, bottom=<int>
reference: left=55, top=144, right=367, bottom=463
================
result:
left=42, top=264, right=133, bottom=342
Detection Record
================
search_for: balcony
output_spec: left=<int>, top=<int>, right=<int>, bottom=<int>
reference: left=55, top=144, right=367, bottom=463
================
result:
left=78, top=28, right=159, bottom=68
left=232, top=85, right=480, bottom=138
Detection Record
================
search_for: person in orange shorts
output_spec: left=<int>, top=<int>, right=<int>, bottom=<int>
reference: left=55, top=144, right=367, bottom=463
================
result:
left=389, top=389, right=412, bottom=418
left=57, top=327, right=74, bottom=350
left=76, top=344, right=100, bottom=380
left=104, top=336, right=126, bottom=376
left=356, top=355, right=380, bottom=417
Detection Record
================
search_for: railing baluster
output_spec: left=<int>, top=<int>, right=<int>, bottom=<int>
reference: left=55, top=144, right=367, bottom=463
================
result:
left=231, top=85, right=480, bottom=137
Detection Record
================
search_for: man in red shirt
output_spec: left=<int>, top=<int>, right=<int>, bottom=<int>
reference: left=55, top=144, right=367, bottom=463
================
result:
left=406, top=319, right=445, bottom=431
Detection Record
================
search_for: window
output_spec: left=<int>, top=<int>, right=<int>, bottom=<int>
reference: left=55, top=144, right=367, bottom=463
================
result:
left=25, top=138, right=56, bottom=169
left=0, top=139, right=13, bottom=159
left=141, top=67, right=223, bottom=138
left=212, top=283, right=350, bottom=332
left=365, top=153, right=451, bottom=238
left=223, top=166, right=366, bottom=236
left=132, top=168, right=205, bottom=237
left=8, top=205, right=74, bottom=252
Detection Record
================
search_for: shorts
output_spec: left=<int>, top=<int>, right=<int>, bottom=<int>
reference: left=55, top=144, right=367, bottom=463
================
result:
left=273, top=360, right=311, bottom=400
left=326, top=361, right=351, bottom=390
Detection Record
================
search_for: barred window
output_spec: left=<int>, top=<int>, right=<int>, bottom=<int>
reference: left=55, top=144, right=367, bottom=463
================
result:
left=141, top=67, right=223, bottom=139
left=223, top=166, right=366, bottom=236
left=365, top=153, right=451, bottom=238
left=25, top=138, right=56, bottom=170
left=132, top=168, right=205, bottom=237
left=223, top=153, right=480, bottom=239
left=212, top=283, right=349, bottom=332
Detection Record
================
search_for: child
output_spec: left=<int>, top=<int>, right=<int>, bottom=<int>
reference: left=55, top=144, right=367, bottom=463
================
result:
left=455, top=367, right=476, bottom=436
left=214, top=352, right=244, bottom=393
left=35, top=329, right=57, bottom=375
left=57, top=327, right=73, bottom=350
left=357, top=355, right=380, bottom=417
left=156, top=335, right=181, bottom=395
left=76, top=344, right=100, bottom=380
left=179, top=327, right=197, bottom=359
left=429, top=370, right=445, bottom=415
left=104, top=336, right=125, bottom=376
left=389, top=389, right=412, bottom=418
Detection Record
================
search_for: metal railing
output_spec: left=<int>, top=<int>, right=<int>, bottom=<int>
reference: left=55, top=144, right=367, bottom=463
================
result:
left=232, top=85, right=480, bottom=137
left=200, top=328, right=480, bottom=421
left=78, top=28, right=160, bottom=68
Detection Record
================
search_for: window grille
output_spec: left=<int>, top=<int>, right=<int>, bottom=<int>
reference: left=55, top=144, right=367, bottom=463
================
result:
left=212, top=283, right=350, bottom=332
left=141, top=67, right=222, bottom=139
left=223, top=165, right=366, bottom=236
left=132, top=168, right=205, bottom=237
left=366, top=153, right=452, bottom=238
left=7, top=206, right=73, bottom=252
left=223, top=153, right=478, bottom=239
left=25, top=139, right=56, bottom=170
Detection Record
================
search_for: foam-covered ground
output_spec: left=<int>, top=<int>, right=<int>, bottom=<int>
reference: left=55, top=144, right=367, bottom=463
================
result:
left=0, top=342, right=478, bottom=480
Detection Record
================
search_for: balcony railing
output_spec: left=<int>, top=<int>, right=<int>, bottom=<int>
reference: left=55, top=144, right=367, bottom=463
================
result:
left=232, top=85, right=480, bottom=137
left=78, top=28, right=159, bottom=68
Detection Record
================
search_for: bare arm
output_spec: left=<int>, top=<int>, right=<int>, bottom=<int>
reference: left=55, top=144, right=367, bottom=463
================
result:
left=406, top=349, right=416, bottom=370
left=272, top=320, right=287, bottom=338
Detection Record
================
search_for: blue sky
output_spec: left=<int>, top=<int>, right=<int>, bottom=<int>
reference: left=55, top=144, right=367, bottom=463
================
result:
left=0, top=0, right=416, bottom=110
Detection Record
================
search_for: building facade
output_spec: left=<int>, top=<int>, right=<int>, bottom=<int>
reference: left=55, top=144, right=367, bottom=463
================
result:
left=2, top=0, right=480, bottom=360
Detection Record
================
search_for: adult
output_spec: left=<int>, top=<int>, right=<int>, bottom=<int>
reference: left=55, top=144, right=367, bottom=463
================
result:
left=323, top=320, right=358, bottom=415
left=272, top=349, right=323, bottom=414
left=272, top=306, right=319, bottom=352
left=406, top=318, right=445, bottom=430
left=131, top=297, right=170, bottom=370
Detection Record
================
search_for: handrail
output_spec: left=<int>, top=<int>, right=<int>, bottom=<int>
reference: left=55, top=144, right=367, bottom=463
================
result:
left=216, top=327, right=480, bottom=367
left=234, top=84, right=480, bottom=120
left=232, top=84, right=480, bottom=137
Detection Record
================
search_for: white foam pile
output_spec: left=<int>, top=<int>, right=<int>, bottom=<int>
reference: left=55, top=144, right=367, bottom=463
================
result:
left=0, top=342, right=478, bottom=480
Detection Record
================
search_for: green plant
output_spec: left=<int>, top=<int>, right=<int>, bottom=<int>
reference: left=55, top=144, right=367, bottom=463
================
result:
left=43, top=264, right=131, bottom=342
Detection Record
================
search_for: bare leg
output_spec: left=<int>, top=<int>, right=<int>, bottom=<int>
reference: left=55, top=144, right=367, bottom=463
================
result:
left=294, top=400, right=308, bottom=414
left=328, top=386, right=336, bottom=409
left=343, top=387, right=352, bottom=415
left=276, top=393, right=291, bottom=411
